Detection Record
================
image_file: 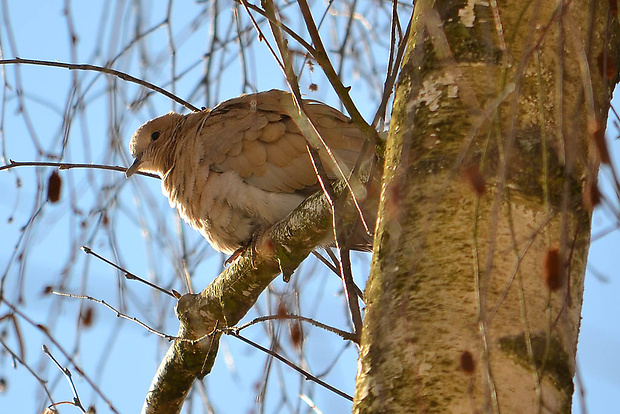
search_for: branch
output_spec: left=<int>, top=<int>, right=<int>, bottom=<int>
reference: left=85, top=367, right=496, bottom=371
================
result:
left=50, top=291, right=179, bottom=342
left=1, top=298, right=120, bottom=413
left=235, top=313, right=357, bottom=342
left=80, top=246, right=179, bottom=299
left=224, top=329, right=354, bottom=401
left=295, top=0, right=380, bottom=146
left=141, top=177, right=376, bottom=414
left=307, top=146, right=363, bottom=338
left=238, top=0, right=380, bottom=146
left=43, top=345, right=87, bottom=413
left=0, top=160, right=159, bottom=179
left=0, top=58, right=199, bottom=112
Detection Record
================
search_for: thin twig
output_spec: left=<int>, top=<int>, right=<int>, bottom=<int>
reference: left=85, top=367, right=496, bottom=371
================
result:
left=296, top=0, right=379, bottom=145
left=307, top=146, right=363, bottom=338
left=80, top=246, right=179, bottom=298
left=235, top=313, right=358, bottom=342
left=50, top=291, right=178, bottom=341
left=43, top=344, right=87, bottom=413
left=235, top=0, right=317, bottom=57
left=1, top=298, right=120, bottom=413
left=241, top=0, right=373, bottom=236
left=50, top=289, right=217, bottom=345
left=239, top=0, right=287, bottom=73
left=0, top=160, right=159, bottom=179
left=372, top=10, right=413, bottom=128
left=335, top=0, right=359, bottom=79
left=0, top=337, right=55, bottom=406
left=200, top=320, right=221, bottom=377
left=0, top=57, right=199, bottom=112
left=312, top=250, right=365, bottom=302
left=225, top=329, right=354, bottom=401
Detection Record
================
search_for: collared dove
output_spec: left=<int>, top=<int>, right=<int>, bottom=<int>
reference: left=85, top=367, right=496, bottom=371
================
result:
left=126, top=89, right=373, bottom=256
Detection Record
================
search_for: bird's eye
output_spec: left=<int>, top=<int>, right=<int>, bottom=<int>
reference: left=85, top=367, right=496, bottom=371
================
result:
left=151, top=131, right=161, bottom=141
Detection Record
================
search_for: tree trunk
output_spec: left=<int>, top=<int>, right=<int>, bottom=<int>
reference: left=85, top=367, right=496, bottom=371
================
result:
left=355, top=0, right=618, bottom=412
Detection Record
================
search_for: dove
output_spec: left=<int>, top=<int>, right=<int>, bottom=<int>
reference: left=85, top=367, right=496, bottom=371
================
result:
left=126, top=89, right=373, bottom=257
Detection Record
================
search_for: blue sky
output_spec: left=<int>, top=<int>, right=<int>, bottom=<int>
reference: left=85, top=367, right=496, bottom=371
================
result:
left=0, top=1, right=618, bottom=413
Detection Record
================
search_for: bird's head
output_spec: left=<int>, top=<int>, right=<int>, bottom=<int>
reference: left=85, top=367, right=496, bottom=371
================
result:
left=126, top=112, right=185, bottom=178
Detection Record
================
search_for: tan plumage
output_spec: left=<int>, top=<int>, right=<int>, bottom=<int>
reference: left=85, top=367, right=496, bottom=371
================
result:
left=126, top=89, right=372, bottom=255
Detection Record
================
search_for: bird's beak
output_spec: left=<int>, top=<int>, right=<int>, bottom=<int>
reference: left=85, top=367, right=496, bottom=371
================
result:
left=125, top=154, right=143, bottom=178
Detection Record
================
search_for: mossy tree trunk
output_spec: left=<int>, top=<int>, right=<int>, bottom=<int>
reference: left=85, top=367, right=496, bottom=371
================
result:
left=355, top=0, right=619, bottom=412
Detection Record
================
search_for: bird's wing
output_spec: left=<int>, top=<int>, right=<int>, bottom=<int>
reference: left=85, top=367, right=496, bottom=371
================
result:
left=185, top=90, right=368, bottom=194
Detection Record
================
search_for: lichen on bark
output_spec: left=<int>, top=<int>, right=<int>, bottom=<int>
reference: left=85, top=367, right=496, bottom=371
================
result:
left=354, top=0, right=618, bottom=412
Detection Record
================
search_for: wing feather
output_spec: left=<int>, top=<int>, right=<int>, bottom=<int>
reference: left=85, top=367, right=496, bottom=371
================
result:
left=180, top=89, right=367, bottom=195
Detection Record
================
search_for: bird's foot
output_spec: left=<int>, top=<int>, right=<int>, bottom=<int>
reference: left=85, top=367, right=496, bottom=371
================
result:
left=224, top=233, right=261, bottom=268
left=224, top=248, right=244, bottom=266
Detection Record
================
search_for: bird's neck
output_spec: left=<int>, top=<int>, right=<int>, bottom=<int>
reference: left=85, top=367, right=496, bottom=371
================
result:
left=158, top=114, right=190, bottom=175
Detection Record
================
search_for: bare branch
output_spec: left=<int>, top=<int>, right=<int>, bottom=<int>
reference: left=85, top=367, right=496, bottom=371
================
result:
left=225, top=329, right=354, bottom=401
left=0, top=58, right=199, bottom=112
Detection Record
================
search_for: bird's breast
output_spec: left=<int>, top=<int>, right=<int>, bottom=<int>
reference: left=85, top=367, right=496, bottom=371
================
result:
left=162, top=167, right=306, bottom=254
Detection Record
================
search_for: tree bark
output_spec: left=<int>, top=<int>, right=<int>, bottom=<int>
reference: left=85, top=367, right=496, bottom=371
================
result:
left=355, top=0, right=618, bottom=413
